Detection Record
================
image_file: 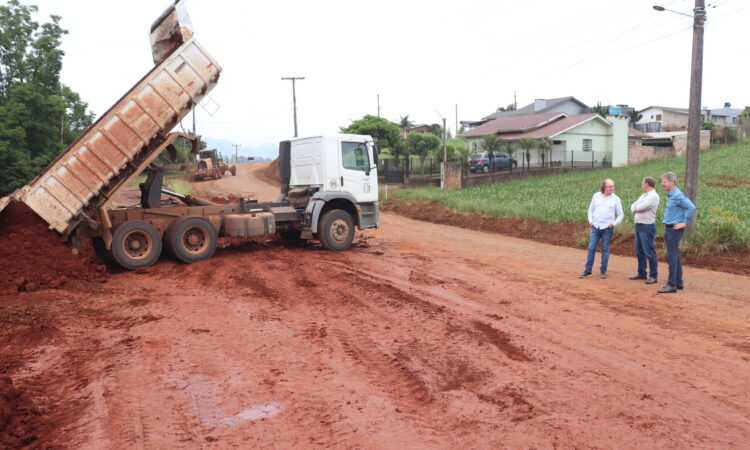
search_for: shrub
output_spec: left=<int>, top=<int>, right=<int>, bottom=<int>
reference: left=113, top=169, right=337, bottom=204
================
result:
left=685, top=207, right=750, bottom=256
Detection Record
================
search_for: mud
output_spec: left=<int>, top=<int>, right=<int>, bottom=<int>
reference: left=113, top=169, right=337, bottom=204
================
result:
left=386, top=199, right=750, bottom=276
left=0, top=202, right=107, bottom=294
left=1, top=164, right=748, bottom=448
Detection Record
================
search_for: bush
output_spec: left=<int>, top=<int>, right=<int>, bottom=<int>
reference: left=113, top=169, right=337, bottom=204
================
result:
left=685, top=207, right=750, bottom=256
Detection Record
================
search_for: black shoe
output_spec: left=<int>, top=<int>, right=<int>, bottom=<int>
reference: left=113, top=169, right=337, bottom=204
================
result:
left=677, top=284, right=684, bottom=290
left=629, top=275, right=647, bottom=280
left=600, top=272, right=608, bottom=279
left=579, top=271, right=592, bottom=278
left=645, top=278, right=658, bottom=285
left=657, top=285, right=677, bottom=293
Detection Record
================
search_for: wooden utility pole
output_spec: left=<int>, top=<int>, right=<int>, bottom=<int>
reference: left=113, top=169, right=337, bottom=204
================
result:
left=455, top=104, right=458, bottom=137
left=684, top=0, right=706, bottom=205
left=233, top=144, right=241, bottom=163
left=377, top=94, right=380, bottom=117
left=281, top=77, right=305, bottom=137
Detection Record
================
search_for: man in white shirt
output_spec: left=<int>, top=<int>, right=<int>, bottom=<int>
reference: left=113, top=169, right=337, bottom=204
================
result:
left=580, top=178, right=624, bottom=279
left=629, top=176, right=660, bottom=284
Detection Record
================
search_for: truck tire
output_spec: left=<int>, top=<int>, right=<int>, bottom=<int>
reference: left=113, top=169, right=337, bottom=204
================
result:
left=318, top=209, right=354, bottom=251
left=111, top=221, right=162, bottom=270
left=230, top=166, right=236, bottom=176
left=278, top=229, right=307, bottom=247
left=165, top=216, right=217, bottom=263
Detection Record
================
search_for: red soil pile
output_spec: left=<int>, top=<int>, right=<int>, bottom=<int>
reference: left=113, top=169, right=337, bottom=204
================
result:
left=0, top=376, right=41, bottom=448
left=0, top=202, right=107, bottom=295
left=209, top=194, right=242, bottom=204
left=257, top=159, right=280, bottom=186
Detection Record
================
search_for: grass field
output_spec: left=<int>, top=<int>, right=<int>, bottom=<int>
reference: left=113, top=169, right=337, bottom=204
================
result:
left=131, top=170, right=192, bottom=195
left=391, top=141, right=750, bottom=252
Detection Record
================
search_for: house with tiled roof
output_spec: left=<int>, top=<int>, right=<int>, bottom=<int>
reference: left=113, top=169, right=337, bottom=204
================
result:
left=460, top=96, right=590, bottom=130
left=459, top=112, right=636, bottom=167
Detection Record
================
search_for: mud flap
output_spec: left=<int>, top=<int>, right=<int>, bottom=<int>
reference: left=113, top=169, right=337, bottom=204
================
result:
left=308, top=199, right=326, bottom=234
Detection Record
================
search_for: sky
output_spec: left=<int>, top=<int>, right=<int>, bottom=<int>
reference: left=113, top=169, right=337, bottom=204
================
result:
left=24, top=0, right=750, bottom=150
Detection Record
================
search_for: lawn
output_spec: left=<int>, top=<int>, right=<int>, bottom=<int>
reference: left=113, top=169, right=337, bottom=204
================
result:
left=390, top=140, right=750, bottom=251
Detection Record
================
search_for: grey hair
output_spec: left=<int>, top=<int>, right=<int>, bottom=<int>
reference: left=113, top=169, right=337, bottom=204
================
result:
left=661, top=172, right=678, bottom=184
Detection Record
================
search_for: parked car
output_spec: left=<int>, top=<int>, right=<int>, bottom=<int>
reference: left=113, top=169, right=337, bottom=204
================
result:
left=468, top=152, right=518, bottom=173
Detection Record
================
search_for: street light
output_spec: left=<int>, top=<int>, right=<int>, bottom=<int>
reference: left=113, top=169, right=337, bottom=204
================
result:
left=653, top=1, right=706, bottom=206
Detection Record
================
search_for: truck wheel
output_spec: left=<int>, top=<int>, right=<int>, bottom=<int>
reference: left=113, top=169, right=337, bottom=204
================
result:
left=111, top=221, right=162, bottom=270
left=279, top=229, right=306, bottom=247
left=230, top=166, right=236, bottom=176
left=319, top=209, right=354, bottom=251
left=165, top=216, right=217, bottom=263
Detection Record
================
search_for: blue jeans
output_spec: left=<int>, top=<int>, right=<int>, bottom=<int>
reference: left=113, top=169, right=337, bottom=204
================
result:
left=665, top=227, right=685, bottom=287
left=585, top=226, right=613, bottom=273
left=634, top=224, right=658, bottom=279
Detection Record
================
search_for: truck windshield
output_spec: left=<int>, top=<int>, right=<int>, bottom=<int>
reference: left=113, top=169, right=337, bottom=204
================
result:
left=341, top=142, right=370, bottom=171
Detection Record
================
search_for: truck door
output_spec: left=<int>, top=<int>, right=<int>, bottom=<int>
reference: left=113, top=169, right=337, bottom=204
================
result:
left=339, top=141, right=377, bottom=203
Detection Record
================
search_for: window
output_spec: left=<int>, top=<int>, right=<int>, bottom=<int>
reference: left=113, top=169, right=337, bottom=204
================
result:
left=582, top=139, right=592, bottom=152
left=341, top=142, right=370, bottom=171
left=656, top=114, right=662, bottom=121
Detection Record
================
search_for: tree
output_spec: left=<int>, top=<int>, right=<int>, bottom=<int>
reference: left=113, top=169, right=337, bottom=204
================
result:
left=480, top=134, right=505, bottom=154
left=627, top=110, right=643, bottom=127
left=538, top=138, right=551, bottom=168
left=0, top=1, right=94, bottom=195
left=428, top=123, right=443, bottom=138
left=340, top=115, right=401, bottom=151
left=591, top=101, right=612, bottom=118
left=398, top=114, right=414, bottom=139
left=496, top=103, right=516, bottom=112
left=406, top=132, right=440, bottom=173
left=517, top=137, right=537, bottom=167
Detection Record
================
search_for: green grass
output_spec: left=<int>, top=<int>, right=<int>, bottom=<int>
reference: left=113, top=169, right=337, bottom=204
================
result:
left=390, top=141, right=750, bottom=249
left=131, top=170, right=192, bottom=195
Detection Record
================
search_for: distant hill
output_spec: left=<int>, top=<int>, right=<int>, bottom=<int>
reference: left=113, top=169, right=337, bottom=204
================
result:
left=203, top=137, right=278, bottom=162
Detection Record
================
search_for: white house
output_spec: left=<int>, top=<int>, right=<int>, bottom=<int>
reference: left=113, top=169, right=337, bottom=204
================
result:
left=460, top=112, right=633, bottom=167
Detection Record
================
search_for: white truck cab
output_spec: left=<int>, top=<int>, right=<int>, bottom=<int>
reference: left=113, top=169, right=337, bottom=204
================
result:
left=278, top=134, right=380, bottom=250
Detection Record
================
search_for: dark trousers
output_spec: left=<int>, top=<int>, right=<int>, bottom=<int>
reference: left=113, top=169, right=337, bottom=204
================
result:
left=664, top=227, right=685, bottom=287
left=634, top=224, right=658, bottom=279
left=585, top=226, right=613, bottom=273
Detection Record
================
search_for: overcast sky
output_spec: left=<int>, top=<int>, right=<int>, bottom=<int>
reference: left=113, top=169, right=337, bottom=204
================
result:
left=26, top=0, right=750, bottom=148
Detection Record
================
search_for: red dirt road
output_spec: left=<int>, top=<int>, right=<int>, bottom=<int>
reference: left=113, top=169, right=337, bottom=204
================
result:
left=2, top=171, right=749, bottom=448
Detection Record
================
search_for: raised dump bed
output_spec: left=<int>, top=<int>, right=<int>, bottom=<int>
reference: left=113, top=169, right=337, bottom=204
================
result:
left=2, top=1, right=221, bottom=235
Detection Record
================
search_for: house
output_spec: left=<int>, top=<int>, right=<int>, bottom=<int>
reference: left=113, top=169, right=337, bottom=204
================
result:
left=459, top=112, right=632, bottom=167
left=460, top=96, right=590, bottom=130
left=705, top=103, right=743, bottom=127
left=635, top=106, right=689, bottom=133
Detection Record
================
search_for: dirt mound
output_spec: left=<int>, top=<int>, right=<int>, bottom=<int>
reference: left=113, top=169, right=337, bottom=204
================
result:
left=257, top=159, right=280, bottom=186
left=0, top=202, right=107, bottom=295
left=0, top=376, right=41, bottom=448
left=385, top=199, right=750, bottom=276
left=209, top=194, right=242, bottom=204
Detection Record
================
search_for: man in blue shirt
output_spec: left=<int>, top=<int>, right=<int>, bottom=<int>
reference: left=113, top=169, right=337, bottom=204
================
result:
left=657, top=172, right=696, bottom=293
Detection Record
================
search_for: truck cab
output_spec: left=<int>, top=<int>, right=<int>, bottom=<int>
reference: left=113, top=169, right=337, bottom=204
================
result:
left=278, top=134, right=380, bottom=249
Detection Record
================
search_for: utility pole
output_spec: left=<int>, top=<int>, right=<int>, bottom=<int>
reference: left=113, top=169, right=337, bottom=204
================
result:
left=281, top=77, right=305, bottom=137
left=442, top=117, right=447, bottom=164
left=377, top=94, right=380, bottom=117
left=233, top=144, right=241, bottom=163
left=455, top=104, right=458, bottom=137
left=684, top=0, right=706, bottom=206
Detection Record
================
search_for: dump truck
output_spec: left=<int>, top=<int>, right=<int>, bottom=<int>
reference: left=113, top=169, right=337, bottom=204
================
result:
left=0, top=0, right=380, bottom=270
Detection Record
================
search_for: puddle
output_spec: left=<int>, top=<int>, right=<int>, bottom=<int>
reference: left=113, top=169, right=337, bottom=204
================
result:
left=185, top=374, right=285, bottom=427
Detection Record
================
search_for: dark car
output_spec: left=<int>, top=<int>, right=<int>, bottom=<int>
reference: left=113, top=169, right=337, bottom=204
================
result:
left=468, top=152, right=518, bottom=173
